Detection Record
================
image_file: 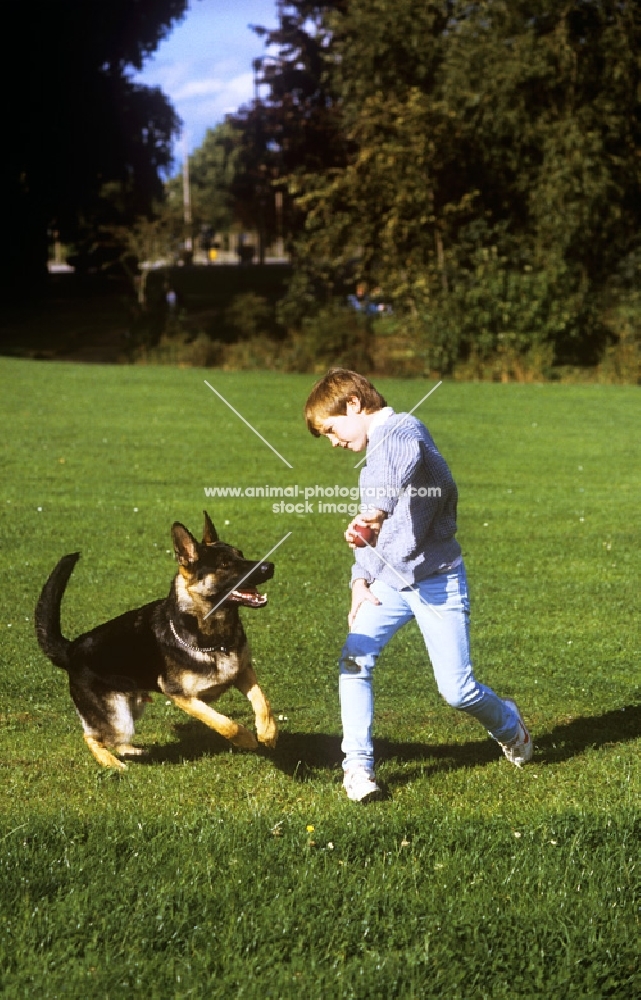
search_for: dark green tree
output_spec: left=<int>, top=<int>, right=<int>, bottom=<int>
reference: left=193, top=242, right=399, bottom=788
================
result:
left=290, top=0, right=641, bottom=368
left=227, top=1, right=347, bottom=256
left=1, top=0, right=188, bottom=296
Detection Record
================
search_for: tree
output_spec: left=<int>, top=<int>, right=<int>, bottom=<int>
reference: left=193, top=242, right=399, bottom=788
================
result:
left=288, top=0, right=641, bottom=368
left=165, top=121, right=239, bottom=252
left=226, top=1, right=348, bottom=254
left=440, top=0, right=641, bottom=364
left=1, top=0, right=188, bottom=296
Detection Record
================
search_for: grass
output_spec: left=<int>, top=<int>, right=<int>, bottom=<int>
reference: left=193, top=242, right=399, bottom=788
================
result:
left=0, top=359, right=639, bottom=998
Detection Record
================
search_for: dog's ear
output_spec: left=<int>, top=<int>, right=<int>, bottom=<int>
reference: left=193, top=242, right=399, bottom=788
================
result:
left=171, top=523, right=199, bottom=567
left=202, top=510, right=218, bottom=545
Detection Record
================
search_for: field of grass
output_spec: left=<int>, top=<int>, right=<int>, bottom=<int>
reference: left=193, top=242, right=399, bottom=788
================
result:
left=0, top=358, right=639, bottom=998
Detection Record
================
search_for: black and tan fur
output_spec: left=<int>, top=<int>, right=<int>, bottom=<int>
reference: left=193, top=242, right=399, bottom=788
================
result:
left=35, top=512, right=278, bottom=769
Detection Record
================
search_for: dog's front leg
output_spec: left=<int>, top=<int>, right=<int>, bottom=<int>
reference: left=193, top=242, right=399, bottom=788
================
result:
left=235, top=667, right=278, bottom=747
left=168, top=695, right=258, bottom=749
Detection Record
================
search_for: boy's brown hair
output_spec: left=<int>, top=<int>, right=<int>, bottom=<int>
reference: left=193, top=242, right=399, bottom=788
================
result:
left=305, top=368, right=387, bottom=436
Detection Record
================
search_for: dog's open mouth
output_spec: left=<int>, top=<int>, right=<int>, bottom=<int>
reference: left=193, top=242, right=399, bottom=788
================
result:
left=226, top=587, right=268, bottom=608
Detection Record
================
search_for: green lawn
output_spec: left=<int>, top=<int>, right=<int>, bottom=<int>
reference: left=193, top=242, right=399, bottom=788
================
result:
left=1, top=359, right=639, bottom=998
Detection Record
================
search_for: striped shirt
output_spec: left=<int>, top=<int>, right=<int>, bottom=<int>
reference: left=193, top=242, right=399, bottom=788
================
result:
left=352, top=408, right=462, bottom=589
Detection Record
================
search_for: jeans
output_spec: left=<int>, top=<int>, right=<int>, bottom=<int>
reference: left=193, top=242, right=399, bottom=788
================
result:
left=339, top=561, right=520, bottom=772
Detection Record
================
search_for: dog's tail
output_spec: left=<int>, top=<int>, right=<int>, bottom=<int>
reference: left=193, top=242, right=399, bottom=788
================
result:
left=35, top=553, right=80, bottom=670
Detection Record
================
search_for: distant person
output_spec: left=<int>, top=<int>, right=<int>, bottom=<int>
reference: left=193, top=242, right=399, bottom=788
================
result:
left=347, top=281, right=371, bottom=313
left=305, top=368, right=532, bottom=802
left=347, top=281, right=386, bottom=315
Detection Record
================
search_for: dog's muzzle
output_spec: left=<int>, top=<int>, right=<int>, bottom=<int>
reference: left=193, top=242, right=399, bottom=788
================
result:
left=247, top=561, right=275, bottom=585
left=226, top=560, right=274, bottom=608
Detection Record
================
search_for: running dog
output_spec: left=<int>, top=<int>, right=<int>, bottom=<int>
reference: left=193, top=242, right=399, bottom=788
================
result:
left=35, top=512, right=278, bottom=769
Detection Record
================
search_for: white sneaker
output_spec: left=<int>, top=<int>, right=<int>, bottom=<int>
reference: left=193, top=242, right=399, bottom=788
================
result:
left=499, top=700, right=533, bottom=767
left=343, top=767, right=382, bottom=802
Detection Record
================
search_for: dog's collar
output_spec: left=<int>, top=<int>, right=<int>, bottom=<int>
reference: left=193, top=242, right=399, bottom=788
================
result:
left=169, top=619, right=228, bottom=654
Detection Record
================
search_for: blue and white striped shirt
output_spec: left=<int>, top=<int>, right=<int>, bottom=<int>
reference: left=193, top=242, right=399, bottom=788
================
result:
left=352, top=408, right=462, bottom=589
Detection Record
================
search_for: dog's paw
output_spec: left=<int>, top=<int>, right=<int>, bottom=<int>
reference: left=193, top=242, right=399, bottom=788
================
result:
left=230, top=725, right=258, bottom=749
left=257, top=720, right=278, bottom=748
left=85, top=735, right=128, bottom=770
left=106, top=758, right=128, bottom=771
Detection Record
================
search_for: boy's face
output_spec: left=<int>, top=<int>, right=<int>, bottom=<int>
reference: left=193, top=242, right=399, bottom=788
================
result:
left=319, top=398, right=370, bottom=452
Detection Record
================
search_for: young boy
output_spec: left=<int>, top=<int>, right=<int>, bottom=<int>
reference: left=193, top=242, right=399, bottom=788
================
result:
left=305, top=369, right=532, bottom=802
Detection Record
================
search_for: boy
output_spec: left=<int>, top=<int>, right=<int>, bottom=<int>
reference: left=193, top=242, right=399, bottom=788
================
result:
left=305, top=369, right=532, bottom=802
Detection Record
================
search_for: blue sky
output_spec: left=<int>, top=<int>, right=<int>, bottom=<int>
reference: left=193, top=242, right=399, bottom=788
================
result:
left=136, top=0, right=279, bottom=157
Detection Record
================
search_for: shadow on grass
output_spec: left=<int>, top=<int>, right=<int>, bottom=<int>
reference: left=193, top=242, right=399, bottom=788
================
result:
left=142, top=703, right=641, bottom=781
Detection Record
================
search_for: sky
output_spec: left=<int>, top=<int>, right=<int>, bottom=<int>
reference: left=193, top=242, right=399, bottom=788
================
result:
left=136, top=0, right=279, bottom=159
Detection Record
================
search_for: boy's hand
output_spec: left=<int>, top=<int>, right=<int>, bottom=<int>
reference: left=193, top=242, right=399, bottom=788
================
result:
left=348, top=579, right=381, bottom=629
left=345, top=509, right=387, bottom=549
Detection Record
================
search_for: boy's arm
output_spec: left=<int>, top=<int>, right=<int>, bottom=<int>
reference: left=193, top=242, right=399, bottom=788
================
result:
left=348, top=508, right=386, bottom=587
left=345, top=433, right=421, bottom=582
left=353, top=429, right=449, bottom=572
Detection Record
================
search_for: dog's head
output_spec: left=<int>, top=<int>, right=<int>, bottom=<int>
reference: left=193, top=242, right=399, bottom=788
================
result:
left=171, top=511, right=274, bottom=609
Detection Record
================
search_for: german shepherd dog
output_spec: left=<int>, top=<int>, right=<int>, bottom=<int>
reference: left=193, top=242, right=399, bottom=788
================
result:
left=35, top=512, right=278, bottom=769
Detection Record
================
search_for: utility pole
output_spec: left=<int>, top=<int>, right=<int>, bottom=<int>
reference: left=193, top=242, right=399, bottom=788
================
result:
left=275, top=190, right=284, bottom=259
left=182, top=135, right=193, bottom=264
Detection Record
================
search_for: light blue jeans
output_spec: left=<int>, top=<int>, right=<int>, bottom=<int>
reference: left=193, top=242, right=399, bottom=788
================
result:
left=339, top=562, right=520, bottom=772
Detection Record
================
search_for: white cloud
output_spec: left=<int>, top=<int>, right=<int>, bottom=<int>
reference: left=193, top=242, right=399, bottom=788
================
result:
left=135, top=0, right=278, bottom=154
left=168, top=70, right=254, bottom=151
left=174, top=72, right=253, bottom=102
left=138, top=58, right=255, bottom=153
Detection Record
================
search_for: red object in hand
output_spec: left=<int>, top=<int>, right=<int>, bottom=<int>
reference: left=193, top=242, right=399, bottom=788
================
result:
left=352, top=523, right=375, bottom=547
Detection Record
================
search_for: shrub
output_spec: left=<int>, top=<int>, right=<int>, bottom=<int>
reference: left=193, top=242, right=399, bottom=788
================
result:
left=224, top=292, right=275, bottom=340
